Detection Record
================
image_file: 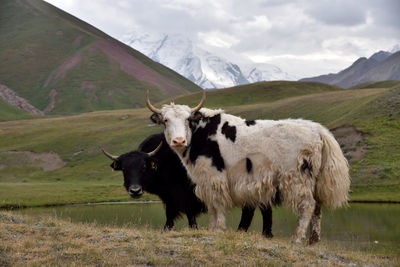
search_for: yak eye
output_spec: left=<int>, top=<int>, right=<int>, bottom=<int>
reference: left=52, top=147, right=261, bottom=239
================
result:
left=164, top=119, right=168, bottom=123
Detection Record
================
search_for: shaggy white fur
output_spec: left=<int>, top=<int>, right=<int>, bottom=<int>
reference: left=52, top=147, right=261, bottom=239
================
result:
left=156, top=104, right=350, bottom=244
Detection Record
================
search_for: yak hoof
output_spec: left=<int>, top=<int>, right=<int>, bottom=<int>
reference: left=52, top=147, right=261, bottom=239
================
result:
left=263, top=232, right=273, bottom=239
left=291, top=236, right=305, bottom=245
left=163, top=225, right=173, bottom=231
left=308, top=232, right=320, bottom=245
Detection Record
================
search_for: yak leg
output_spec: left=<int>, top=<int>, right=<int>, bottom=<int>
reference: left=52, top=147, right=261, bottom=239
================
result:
left=309, top=203, right=322, bottom=245
left=238, top=206, right=255, bottom=232
left=260, top=204, right=273, bottom=238
left=187, top=213, right=198, bottom=229
left=215, top=207, right=227, bottom=231
left=293, top=197, right=315, bottom=244
left=208, top=206, right=218, bottom=229
left=164, top=205, right=177, bottom=230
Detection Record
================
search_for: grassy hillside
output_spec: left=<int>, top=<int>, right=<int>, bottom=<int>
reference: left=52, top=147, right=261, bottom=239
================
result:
left=0, top=81, right=400, bottom=207
left=351, top=80, right=400, bottom=89
left=0, top=98, right=37, bottom=121
left=160, top=81, right=343, bottom=108
left=0, top=0, right=201, bottom=116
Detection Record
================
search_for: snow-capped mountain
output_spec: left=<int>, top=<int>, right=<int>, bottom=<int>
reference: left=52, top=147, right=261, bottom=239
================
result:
left=121, top=31, right=295, bottom=89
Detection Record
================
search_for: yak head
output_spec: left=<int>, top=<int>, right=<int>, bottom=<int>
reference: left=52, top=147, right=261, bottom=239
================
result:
left=102, top=142, right=162, bottom=198
left=145, top=90, right=205, bottom=151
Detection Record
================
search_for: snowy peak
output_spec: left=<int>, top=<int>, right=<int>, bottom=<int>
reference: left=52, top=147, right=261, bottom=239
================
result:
left=121, top=31, right=294, bottom=89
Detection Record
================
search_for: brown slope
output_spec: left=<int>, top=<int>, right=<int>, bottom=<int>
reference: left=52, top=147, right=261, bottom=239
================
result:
left=95, top=41, right=187, bottom=96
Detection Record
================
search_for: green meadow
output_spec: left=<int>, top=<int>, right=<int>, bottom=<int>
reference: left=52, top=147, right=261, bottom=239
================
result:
left=1, top=81, right=400, bottom=207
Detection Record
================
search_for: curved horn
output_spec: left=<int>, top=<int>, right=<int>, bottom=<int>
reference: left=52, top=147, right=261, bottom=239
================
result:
left=145, top=90, right=162, bottom=114
left=101, top=148, right=118, bottom=161
left=147, top=141, right=162, bottom=157
left=191, top=90, right=206, bottom=113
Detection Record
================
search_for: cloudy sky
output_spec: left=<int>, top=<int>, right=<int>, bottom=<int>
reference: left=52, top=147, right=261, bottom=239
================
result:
left=45, top=0, right=400, bottom=78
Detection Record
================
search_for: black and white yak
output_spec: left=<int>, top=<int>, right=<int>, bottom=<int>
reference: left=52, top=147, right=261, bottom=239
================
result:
left=102, top=133, right=276, bottom=237
left=145, top=91, right=350, bottom=244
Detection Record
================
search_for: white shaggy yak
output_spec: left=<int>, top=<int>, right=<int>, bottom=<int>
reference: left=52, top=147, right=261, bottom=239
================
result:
left=146, top=91, right=350, bottom=244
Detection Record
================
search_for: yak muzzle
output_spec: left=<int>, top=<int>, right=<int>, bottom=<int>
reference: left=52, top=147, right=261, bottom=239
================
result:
left=172, top=137, right=187, bottom=147
left=128, top=185, right=143, bottom=198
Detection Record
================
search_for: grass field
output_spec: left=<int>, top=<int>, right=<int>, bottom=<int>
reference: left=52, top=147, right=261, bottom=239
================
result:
left=1, top=81, right=400, bottom=207
left=0, top=211, right=398, bottom=266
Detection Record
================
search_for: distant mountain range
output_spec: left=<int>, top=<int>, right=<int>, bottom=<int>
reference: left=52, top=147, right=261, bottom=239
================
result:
left=300, top=50, right=400, bottom=88
left=121, top=31, right=295, bottom=89
left=0, top=0, right=200, bottom=116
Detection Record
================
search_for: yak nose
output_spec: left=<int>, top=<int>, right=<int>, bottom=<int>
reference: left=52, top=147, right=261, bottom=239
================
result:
left=128, top=185, right=143, bottom=197
left=172, top=137, right=186, bottom=146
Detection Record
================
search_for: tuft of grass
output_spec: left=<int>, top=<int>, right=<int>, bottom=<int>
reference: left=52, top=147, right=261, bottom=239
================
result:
left=0, top=211, right=398, bottom=266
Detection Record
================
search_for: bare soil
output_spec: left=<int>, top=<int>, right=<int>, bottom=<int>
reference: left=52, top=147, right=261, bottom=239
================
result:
left=0, top=84, right=43, bottom=115
left=0, top=151, right=66, bottom=171
left=331, top=125, right=370, bottom=163
left=43, top=89, right=57, bottom=113
left=43, top=52, right=83, bottom=88
left=95, top=40, right=184, bottom=96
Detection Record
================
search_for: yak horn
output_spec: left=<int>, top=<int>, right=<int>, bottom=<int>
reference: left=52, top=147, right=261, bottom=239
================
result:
left=147, top=142, right=162, bottom=157
left=102, top=148, right=118, bottom=161
left=191, top=90, right=206, bottom=113
left=146, top=90, right=162, bottom=114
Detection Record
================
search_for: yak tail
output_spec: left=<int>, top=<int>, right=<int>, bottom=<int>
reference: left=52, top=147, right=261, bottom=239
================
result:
left=316, top=128, right=351, bottom=210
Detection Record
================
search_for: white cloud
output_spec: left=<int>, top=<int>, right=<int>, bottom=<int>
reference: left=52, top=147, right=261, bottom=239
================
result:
left=44, top=0, right=400, bottom=78
left=198, top=31, right=239, bottom=48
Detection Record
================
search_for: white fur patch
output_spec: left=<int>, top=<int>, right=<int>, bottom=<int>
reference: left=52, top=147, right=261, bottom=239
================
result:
left=199, top=108, right=224, bottom=117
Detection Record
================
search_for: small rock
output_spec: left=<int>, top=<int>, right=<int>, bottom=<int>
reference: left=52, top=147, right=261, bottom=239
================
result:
left=11, top=216, right=24, bottom=224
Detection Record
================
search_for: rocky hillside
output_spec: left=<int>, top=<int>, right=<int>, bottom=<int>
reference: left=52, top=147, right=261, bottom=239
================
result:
left=300, top=50, right=400, bottom=88
left=0, top=0, right=201, bottom=116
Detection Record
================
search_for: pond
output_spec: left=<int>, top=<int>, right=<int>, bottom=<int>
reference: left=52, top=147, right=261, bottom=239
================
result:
left=16, top=202, right=400, bottom=253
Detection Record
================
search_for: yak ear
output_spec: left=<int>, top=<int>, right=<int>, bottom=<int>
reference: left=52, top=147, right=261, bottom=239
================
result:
left=146, top=158, right=158, bottom=171
left=150, top=113, right=163, bottom=124
left=190, top=111, right=202, bottom=121
left=110, top=160, right=122, bottom=171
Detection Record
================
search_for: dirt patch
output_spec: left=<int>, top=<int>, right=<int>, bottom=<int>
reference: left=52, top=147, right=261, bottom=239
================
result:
left=95, top=40, right=184, bottom=96
left=80, top=81, right=98, bottom=103
left=43, top=52, right=83, bottom=88
left=56, top=30, right=64, bottom=36
left=331, top=125, right=370, bottom=162
left=43, top=89, right=57, bottom=113
left=0, top=164, right=5, bottom=170
left=107, top=88, right=128, bottom=97
left=0, top=84, right=44, bottom=115
left=81, top=81, right=97, bottom=90
left=73, top=35, right=84, bottom=47
left=0, top=151, right=66, bottom=171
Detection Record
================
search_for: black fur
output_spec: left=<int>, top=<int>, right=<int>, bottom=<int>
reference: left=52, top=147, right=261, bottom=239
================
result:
left=221, top=121, right=237, bottom=142
left=188, top=114, right=225, bottom=172
left=246, top=158, right=252, bottom=173
left=274, top=187, right=282, bottom=205
left=301, top=159, right=313, bottom=175
left=110, top=134, right=206, bottom=229
left=150, top=113, right=163, bottom=124
left=245, top=120, right=256, bottom=126
left=238, top=204, right=273, bottom=238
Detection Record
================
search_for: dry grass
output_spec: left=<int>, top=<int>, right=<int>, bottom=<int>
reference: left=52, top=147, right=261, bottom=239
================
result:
left=0, top=211, right=398, bottom=266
